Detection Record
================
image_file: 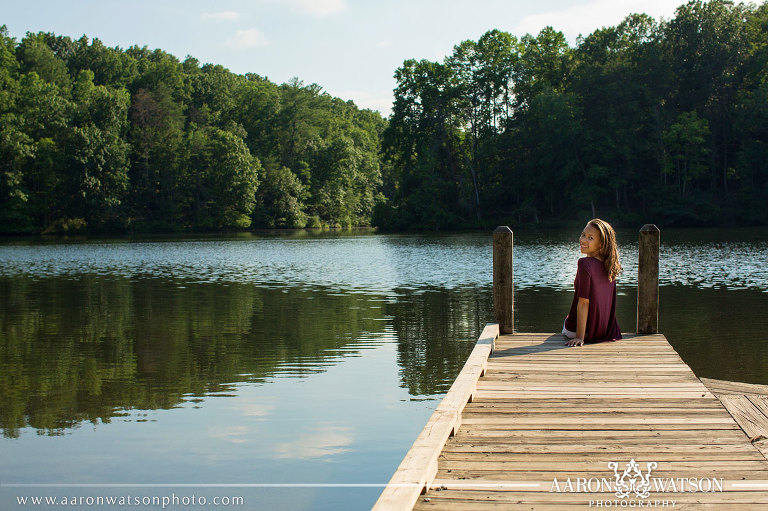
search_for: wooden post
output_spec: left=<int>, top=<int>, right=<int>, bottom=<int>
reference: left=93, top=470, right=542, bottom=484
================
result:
left=637, top=224, right=660, bottom=334
left=493, top=226, right=514, bottom=334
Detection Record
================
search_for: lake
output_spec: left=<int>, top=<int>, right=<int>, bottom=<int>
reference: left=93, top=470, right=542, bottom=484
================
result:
left=1, top=228, right=767, bottom=510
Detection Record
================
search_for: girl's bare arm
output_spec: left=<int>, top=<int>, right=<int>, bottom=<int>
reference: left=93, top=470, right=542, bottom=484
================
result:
left=567, top=297, right=589, bottom=346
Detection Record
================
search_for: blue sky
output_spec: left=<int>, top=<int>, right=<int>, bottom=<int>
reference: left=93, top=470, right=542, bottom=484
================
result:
left=4, top=0, right=688, bottom=116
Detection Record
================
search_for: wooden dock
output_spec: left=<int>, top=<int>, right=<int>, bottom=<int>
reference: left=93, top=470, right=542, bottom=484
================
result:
left=374, top=330, right=768, bottom=510
left=374, top=225, right=768, bottom=509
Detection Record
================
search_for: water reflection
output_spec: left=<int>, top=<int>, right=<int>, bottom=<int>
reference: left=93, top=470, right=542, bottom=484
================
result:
left=389, top=286, right=490, bottom=395
left=0, top=277, right=393, bottom=438
left=273, top=425, right=354, bottom=459
left=0, top=274, right=493, bottom=440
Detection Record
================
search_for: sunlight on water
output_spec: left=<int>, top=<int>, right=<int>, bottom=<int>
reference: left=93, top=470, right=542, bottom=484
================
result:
left=2, top=230, right=767, bottom=292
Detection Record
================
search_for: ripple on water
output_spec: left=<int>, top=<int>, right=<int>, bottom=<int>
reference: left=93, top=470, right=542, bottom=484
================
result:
left=0, top=231, right=766, bottom=292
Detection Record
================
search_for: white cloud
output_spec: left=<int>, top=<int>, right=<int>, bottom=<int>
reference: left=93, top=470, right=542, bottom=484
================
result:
left=201, top=11, right=241, bottom=22
left=284, top=0, right=346, bottom=17
left=226, top=29, right=270, bottom=49
left=513, top=0, right=683, bottom=44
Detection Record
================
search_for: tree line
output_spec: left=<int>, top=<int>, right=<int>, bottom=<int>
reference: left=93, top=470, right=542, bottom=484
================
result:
left=4, top=0, right=768, bottom=234
left=0, top=26, right=385, bottom=233
left=378, top=0, right=768, bottom=229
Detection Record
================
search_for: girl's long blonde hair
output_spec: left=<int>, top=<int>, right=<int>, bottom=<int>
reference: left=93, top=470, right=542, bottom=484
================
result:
left=588, top=218, right=622, bottom=282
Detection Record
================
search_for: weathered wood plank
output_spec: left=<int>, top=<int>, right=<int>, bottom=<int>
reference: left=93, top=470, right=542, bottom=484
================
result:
left=425, top=482, right=768, bottom=496
left=717, top=395, right=768, bottom=439
left=438, top=451, right=768, bottom=461
left=438, top=459, right=768, bottom=471
left=748, top=395, right=768, bottom=421
left=475, top=392, right=715, bottom=399
left=697, top=378, right=768, bottom=460
left=432, top=470, right=768, bottom=482
left=701, top=377, right=768, bottom=396
left=443, top=430, right=752, bottom=441
left=442, top=442, right=761, bottom=452
left=462, top=398, right=725, bottom=407
left=415, top=490, right=768, bottom=503
left=461, top=406, right=729, bottom=415
left=417, top=503, right=764, bottom=511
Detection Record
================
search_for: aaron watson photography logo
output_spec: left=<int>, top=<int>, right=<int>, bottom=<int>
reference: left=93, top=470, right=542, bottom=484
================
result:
left=549, top=458, right=724, bottom=508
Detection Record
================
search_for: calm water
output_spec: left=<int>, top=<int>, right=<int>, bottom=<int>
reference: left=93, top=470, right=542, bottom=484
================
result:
left=1, top=228, right=768, bottom=510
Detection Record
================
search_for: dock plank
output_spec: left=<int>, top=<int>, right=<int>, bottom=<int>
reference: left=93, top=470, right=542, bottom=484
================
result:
left=701, top=378, right=768, bottom=396
left=701, top=377, right=768, bottom=460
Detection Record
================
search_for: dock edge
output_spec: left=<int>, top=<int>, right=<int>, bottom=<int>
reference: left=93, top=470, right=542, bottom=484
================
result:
left=371, top=322, right=499, bottom=511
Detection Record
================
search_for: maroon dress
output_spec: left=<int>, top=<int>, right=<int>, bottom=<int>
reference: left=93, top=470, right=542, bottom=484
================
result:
left=564, top=257, right=622, bottom=343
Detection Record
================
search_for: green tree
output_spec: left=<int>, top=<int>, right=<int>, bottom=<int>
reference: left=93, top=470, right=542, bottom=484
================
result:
left=228, top=75, right=281, bottom=163
left=515, top=27, right=571, bottom=108
left=2, top=71, right=71, bottom=232
left=571, top=14, right=668, bottom=220
left=0, top=25, right=18, bottom=81
left=128, top=85, right=185, bottom=228
left=511, top=90, right=585, bottom=221
left=663, top=0, right=751, bottom=193
left=183, top=127, right=260, bottom=229
left=384, top=58, right=468, bottom=228
left=254, top=166, right=307, bottom=228
left=16, top=34, right=71, bottom=94
left=447, top=30, right=520, bottom=220
left=0, top=115, right=34, bottom=232
left=65, top=70, right=131, bottom=228
left=734, top=81, right=768, bottom=224
left=664, top=110, right=711, bottom=196
left=68, top=36, right=138, bottom=88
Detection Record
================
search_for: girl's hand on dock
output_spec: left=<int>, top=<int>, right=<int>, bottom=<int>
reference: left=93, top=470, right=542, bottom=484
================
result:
left=566, top=337, right=584, bottom=347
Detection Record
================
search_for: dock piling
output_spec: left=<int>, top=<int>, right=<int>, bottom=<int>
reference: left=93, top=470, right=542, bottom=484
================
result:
left=637, top=224, right=660, bottom=334
left=492, top=226, right=514, bottom=334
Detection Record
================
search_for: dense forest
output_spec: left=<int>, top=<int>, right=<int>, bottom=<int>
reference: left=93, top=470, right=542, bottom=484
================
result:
left=380, top=0, right=768, bottom=228
left=2, top=0, right=768, bottom=233
left=0, top=25, right=385, bottom=233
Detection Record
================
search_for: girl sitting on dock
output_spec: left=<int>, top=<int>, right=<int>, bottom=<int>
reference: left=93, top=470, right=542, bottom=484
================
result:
left=562, top=218, right=623, bottom=346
